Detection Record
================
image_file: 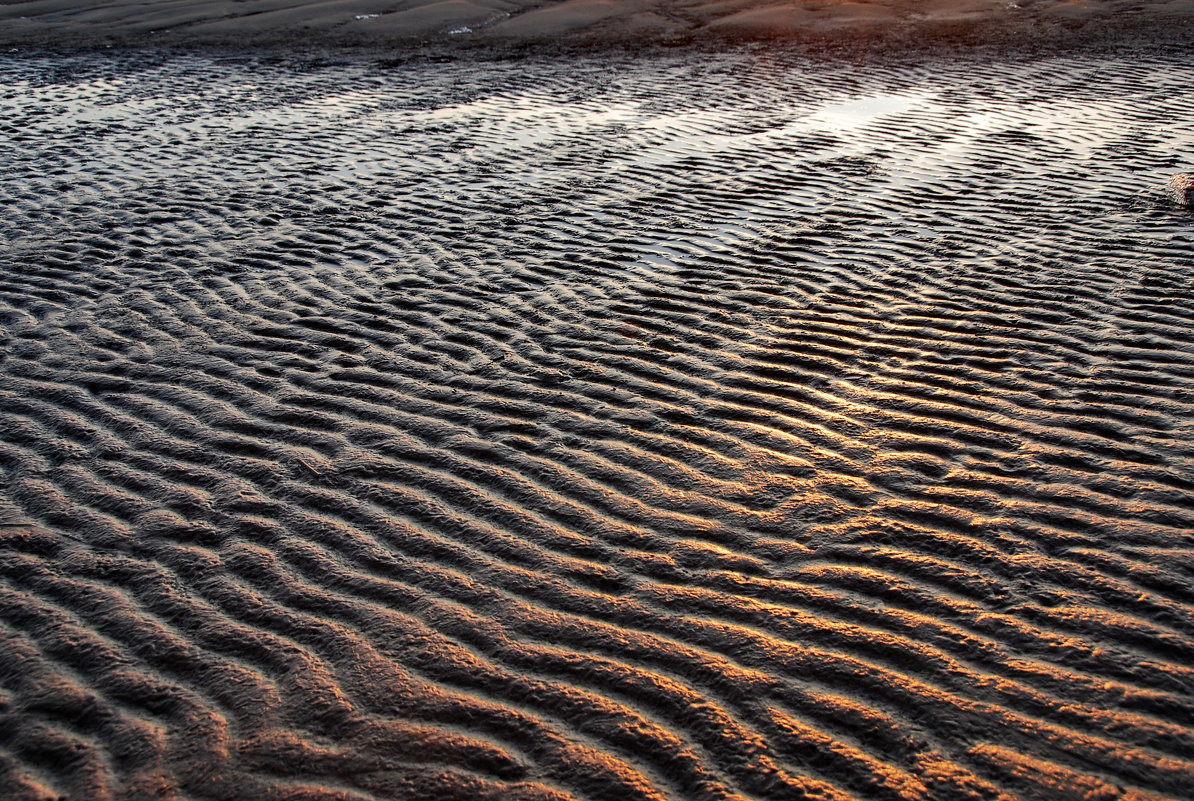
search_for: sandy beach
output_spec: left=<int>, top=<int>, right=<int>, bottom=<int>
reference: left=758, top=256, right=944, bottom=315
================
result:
left=2, top=4, right=1194, bottom=801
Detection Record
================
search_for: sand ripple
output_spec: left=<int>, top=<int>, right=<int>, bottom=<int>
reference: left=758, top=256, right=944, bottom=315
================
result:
left=0, top=50, right=1192, bottom=801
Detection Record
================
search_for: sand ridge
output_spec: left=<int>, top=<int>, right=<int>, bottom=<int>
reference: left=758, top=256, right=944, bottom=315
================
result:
left=1, top=48, right=1193, bottom=800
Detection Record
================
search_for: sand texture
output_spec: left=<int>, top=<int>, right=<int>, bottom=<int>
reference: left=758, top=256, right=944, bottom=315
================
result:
left=1, top=49, right=1194, bottom=801
left=0, top=0, right=1193, bottom=47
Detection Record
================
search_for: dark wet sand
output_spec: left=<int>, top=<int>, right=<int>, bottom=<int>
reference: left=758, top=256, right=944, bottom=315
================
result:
left=2, top=7, right=1194, bottom=801
left=0, top=0, right=1192, bottom=50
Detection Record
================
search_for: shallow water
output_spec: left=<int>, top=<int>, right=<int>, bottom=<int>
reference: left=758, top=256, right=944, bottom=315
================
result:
left=0, top=50, right=1192, bottom=801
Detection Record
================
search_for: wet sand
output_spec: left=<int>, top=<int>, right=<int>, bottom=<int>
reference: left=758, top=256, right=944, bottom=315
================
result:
left=3, top=47, right=1194, bottom=800
left=2, top=8, right=1194, bottom=801
left=0, top=0, right=1192, bottom=49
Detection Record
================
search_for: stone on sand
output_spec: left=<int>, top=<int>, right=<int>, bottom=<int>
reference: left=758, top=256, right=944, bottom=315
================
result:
left=1171, top=173, right=1194, bottom=206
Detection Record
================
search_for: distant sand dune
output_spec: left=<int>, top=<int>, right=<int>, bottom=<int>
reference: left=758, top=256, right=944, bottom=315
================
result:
left=1, top=48, right=1193, bottom=801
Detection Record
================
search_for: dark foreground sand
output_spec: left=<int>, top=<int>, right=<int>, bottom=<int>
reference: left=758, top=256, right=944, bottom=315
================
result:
left=1, top=0, right=1193, bottom=50
left=2, top=42, right=1194, bottom=801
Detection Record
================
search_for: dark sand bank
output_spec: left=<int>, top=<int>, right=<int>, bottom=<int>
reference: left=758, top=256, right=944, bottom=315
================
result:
left=2, top=42, right=1194, bottom=801
left=1, top=0, right=1193, bottom=52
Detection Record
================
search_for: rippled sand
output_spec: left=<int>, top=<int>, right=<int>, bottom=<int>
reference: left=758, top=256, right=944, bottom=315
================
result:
left=1, top=49, right=1193, bottom=801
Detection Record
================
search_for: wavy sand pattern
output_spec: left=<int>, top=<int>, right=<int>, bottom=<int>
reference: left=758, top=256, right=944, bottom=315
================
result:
left=1, top=50, right=1193, bottom=801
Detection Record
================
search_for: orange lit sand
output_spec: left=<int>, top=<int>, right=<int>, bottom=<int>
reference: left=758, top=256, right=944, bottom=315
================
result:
left=1, top=13, right=1193, bottom=801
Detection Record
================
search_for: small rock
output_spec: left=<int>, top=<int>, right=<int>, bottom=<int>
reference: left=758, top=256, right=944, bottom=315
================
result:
left=1170, top=173, right=1194, bottom=207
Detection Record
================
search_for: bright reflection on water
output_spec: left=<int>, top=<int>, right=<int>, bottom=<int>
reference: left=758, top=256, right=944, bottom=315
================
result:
left=806, top=93, right=929, bottom=127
